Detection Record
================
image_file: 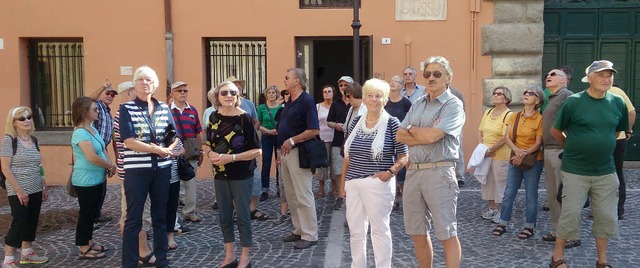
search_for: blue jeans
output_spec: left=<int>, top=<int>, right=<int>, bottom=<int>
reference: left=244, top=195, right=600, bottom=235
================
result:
left=122, top=168, right=170, bottom=268
left=261, top=134, right=278, bottom=192
left=499, top=160, right=543, bottom=228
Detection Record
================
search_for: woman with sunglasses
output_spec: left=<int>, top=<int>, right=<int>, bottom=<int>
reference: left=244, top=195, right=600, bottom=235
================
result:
left=478, top=86, right=513, bottom=224
left=257, top=85, right=281, bottom=201
left=315, top=85, right=335, bottom=198
left=493, top=85, right=545, bottom=240
left=204, top=81, right=262, bottom=268
left=70, top=97, right=116, bottom=260
left=1, top=107, right=48, bottom=267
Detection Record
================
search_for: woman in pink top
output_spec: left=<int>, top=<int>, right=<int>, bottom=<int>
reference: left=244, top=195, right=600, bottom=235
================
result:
left=315, top=85, right=335, bottom=198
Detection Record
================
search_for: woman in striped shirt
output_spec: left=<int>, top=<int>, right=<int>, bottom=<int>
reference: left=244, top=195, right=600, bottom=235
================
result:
left=340, top=78, right=408, bottom=268
left=1, top=106, right=48, bottom=267
left=118, top=66, right=179, bottom=268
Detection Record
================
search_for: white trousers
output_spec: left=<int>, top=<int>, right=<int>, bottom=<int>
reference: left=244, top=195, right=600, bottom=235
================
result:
left=345, top=176, right=395, bottom=268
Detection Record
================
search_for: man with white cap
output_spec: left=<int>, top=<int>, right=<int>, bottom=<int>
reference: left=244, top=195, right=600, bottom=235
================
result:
left=549, top=60, right=629, bottom=268
left=169, top=81, right=204, bottom=223
left=326, top=75, right=353, bottom=209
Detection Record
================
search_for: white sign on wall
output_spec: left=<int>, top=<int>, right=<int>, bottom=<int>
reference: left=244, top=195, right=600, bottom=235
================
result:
left=396, top=0, right=447, bottom=21
left=0, top=38, right=4, bottom=50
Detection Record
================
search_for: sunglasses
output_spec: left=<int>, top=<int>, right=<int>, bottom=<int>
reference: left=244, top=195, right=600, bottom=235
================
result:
left=423, top=71, right=443, bottom=79
left=174, top=89, right=189, bottom=93
left=220, top=90, right=238, bottom=97
left=492, top=92, right=504, bottom=96
left=523, top=91, right=538, bottom=97
left=323, top=90, right=332, bottom=94
left=546, top=72, right=563, bottom=78
left=345, top=94, right=352, bottom=98
left=15, top=115, right=32, bottom=122
left=105, top=92, right=117, bottom=97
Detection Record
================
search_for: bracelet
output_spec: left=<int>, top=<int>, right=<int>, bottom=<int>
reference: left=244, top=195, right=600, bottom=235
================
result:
left=232, top=154, right=236, bottom=162
left=387, top=169, right=395, bottom=174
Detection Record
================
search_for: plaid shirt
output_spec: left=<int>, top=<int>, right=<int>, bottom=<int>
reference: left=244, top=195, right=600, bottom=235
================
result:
left=93, top=100, right=113, bottom=146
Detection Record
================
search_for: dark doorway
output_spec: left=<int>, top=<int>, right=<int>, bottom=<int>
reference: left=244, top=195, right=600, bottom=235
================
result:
left=296, top=36, right=372, bottom=103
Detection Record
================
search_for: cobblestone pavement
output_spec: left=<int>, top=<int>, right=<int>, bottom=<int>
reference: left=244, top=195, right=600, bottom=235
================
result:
left=0, top=169, right=638, bottom=268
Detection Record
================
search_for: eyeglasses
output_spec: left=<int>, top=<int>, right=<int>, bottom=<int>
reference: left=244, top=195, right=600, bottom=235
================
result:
left=173, top=89, right=189, bottom=93
left=523, top=91, right=538, bottom=97
left=423, top=71, right=443, bottom=79
left=105, top=92, right=117, bottom=97
left=220, top=90, right=238, bottom=97
left=15, top=115, right=32, bottom=122
left=492, top=92, right=504, bottom=96
left=338, top=83, right=349, bottom=88
left=345, top=94, right=352, bottom=98
left=323, top=90, right=332, bottom=94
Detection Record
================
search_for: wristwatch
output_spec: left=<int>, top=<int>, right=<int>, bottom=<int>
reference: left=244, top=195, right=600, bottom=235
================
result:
left=289, top=138, right=295, bottom=146
left=406, top=125, right=413, bottom=132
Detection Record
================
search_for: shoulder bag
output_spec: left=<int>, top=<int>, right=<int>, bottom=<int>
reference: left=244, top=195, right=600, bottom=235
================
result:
left=298, top=135, right=328, bottom=173
left=509, top=111, right=537, bottom=170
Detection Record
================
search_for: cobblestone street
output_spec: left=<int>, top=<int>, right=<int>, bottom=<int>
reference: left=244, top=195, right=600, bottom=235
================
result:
left=1, top=169, right=638, bottom=268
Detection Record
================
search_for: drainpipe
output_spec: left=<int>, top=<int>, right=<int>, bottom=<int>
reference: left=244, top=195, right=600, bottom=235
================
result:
left=352, top=0, right=361, bottom=83
left=164, top=0, right=174, bottom=98
left=469, top=0, right=480, bottom=109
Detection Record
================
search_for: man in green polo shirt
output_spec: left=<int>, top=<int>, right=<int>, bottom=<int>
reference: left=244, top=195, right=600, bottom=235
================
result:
left=549, top=60, right=628, bottom=268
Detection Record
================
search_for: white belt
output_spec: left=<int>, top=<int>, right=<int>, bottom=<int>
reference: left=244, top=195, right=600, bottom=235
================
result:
left=408, top=161, right=455, bottom=170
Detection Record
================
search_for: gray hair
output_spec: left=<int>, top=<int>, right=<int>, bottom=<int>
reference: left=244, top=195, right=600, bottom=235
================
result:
left=390, top=75, right=403, bottom=84
left=423, top=56, right=454, bottom=77
left=132, top=66, right=160, bottom=91
left=210, top=81, right=242, bottom=108
left=287, top=68, right=308, bottom=90
left=403, top=66, right=417, bottom=74
left=526, top=85, right=545, bottom=110
left=493, top=86, right=513, bottom=105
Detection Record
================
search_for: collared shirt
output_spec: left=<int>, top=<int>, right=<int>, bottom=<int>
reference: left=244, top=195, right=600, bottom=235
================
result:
left=277, top=90, right=319, bottom=147
left=507, top=110, right=543, bottom=160
left=400, top=88, right=465, bottom=163
left=401, top=83, right=426, bottom=104
left=93, top=100, right=113, bottom=146
left=118, top=98, right=175, bottom=170
left=542, top=87, right=573, bottom=148
left=170, top=101, right=202, bottom=140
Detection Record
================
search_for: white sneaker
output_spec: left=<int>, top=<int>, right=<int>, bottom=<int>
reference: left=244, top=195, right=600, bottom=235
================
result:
left=2, top=261, right=18, bottom=268
left=481, top=209, right=497, bottom=220
left=491, top=211, right=501, bottom=224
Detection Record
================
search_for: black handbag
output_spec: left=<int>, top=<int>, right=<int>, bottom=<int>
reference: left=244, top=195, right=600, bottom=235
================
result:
left=298, top=135, right=328, bottom=172
left=177, top=157, right=195, bottom=181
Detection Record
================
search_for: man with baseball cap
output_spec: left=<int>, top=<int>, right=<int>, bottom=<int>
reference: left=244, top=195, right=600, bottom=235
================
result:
left=550, top=60, right=629, bottom=268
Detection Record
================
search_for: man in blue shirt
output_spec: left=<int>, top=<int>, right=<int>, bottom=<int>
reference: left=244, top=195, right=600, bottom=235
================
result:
left=401, top=66, right=426, bottom=103
left=277, top=68, right=320, bottom=250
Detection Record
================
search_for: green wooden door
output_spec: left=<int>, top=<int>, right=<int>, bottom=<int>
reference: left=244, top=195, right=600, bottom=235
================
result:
left=544, top=0, right=640, bottom=159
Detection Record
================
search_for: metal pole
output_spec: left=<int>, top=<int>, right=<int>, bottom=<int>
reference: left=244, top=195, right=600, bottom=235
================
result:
left=352, top=0, right=361, bottom=83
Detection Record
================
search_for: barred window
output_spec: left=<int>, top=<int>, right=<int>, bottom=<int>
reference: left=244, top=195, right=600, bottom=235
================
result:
left=300, top=0, right=359, bottom=9
left=28, top=39, right=84, bottom=129
left=205, top=39, right=267, bottom=106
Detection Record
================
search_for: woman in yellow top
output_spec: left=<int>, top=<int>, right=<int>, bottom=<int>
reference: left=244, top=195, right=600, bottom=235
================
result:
left=478, top=86, right=513, bottom=224
left=492, top=85, right=544, bottom=240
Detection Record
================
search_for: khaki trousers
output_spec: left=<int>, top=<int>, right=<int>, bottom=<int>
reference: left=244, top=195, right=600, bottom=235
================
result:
left=281, top=148, right=318, bottom=241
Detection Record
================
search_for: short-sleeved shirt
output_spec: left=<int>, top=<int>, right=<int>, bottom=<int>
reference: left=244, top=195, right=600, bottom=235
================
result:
left=202, top=106, right=216, bottom=142
left=240, top=97, right=258, bottom=120
left=93, top=100, right=113, bottom=146
left=608, top=87, right=635, bottom=140
left=204, top=112, right=261, bottom=180
left=277, top=91, right=320, bottom=147
left=401, top=83, right=426, bottom=103
left=327, top=99, right=349, bottom=147
left=384, top=96, right=412, bottom=122
left=344, top=116, right=408, bottom=180
left=542, top=87, right=573, bottom=149
left=170, top=101, right=202, bottom=139
left=317, top=103, right=334, bottom=142
left=507, top=111, right=543, bottom=160
left=257, top=103, right=282, bottom=130
left=478, top=109, right=512, bottom=161
left=400, top=88, right=465, bottom=163
left=554, top=90, right=628, bottom=176
left=0, top=135, right=43, bottom=196
left=71, top=127, right=107, bottom=187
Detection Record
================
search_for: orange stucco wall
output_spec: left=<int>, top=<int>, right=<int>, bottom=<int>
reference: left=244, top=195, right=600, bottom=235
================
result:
left=0, top=0, right=493, bottom=185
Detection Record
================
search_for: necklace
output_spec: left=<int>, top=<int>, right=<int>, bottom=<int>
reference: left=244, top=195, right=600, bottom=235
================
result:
left=17, top=135, right=30, bottom=141
left=366, top=118, right=379, bottom=124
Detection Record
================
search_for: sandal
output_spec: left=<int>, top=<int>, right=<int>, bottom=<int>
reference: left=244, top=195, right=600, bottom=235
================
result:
left=549, top=256, right=566, bottom=268
left=90, top=242, right=109, bottom=252
left=315, top=191, right=325, bottom=198
left=492, top=224, right=507, bottom=236
left=596, top=261, right=612, bottom=268
left=168, top=240, right=178, bottom=250
left=251, top=209, right=269, bottom=221
left=518, top=228, right=534, bottom=239
left=78, top=248, right=106, bottom=260
left=138, top=253, right=156, bottom=267
left=542, top=233, right=557, bottom=242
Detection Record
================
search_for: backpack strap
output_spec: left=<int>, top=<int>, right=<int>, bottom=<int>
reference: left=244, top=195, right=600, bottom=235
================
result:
left=503, top=111, right=512, bottom=123
left=31, top=136, right=39, bottom=152
left=11, top=136, right=17, bottom=156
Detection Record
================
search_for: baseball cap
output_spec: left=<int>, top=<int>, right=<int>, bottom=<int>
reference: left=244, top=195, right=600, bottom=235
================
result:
left=581, top=60, right=618, bottom=83
left=337, top=76, right=354, bottom=84
left=170, top=81, right=188, bottom=90
left=117, top=81, right=135, bottom=94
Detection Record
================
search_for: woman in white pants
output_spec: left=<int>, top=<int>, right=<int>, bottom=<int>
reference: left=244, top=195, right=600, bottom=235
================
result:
left=339, top=78, right=408, bottom=267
